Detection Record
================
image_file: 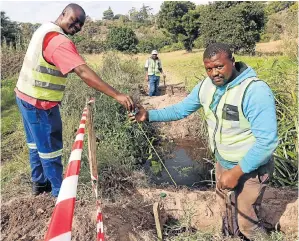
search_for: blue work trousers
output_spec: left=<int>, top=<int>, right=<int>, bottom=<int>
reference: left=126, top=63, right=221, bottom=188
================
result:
left=16, top=97, right=63, bottom=197
left=149, top=75, right=160, bottom=96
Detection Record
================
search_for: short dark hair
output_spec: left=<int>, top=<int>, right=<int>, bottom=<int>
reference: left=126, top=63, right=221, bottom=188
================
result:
left=203, top=43, right=233, bottom=60
left=63, top=3, right=85, bottom=15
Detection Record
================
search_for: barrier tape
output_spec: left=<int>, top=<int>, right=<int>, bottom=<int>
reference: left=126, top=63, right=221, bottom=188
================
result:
left=45, top=98, right=103, bottom=241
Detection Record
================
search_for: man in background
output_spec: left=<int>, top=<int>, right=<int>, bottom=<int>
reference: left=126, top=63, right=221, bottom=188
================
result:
left=144, top=50, right=166, bottom=96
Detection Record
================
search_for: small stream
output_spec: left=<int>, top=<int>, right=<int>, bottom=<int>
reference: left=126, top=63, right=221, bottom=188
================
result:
left=144, top=139, right=215, bottom=188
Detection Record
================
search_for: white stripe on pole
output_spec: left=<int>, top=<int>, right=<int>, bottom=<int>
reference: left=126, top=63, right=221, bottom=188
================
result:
left=97, top=221, right=104, bottom=233
left=79, top=124, right=85, bottom=129
left=49, top=232, right=72, bottom=241
left=75, top=133, right=85, bottom=142
left=56, top=176, right=79, bottom=204
left=69, top=149, right=83, bottom=162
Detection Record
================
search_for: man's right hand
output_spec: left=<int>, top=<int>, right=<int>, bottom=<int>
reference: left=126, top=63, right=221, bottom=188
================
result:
left=145, top=75, right=149, bottom=82
left=128, top=104, right=148, bottom=122
left=115, top=93, right=135, bottom=112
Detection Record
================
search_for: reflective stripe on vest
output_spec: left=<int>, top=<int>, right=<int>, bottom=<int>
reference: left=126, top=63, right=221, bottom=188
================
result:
left=16, top=23, right=69, bottom=101
left=199, top=77, right=258, bottom=163
left=147, top=58, right=161, bottom=76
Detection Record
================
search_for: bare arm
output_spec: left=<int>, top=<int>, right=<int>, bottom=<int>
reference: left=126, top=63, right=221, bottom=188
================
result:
left=74, top=64, right=134, bottom=111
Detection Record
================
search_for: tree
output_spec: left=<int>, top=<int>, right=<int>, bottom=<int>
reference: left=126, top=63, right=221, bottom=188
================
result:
left=107, top=27, right=138, bottom=53
left=157, top=1, right=200, bottom=52
left=1, top=11, right=20, bottom=45
left=265, top=1, right=296, bottom=16
left=199, top=2, right=265, bottom=54
left=128, top=5, right=152, bottom=23
left=19, top=22, right=41, bottom=46
left=103, top=7, right=114, bottom=20
left=181, top=10, right=201, bottom=51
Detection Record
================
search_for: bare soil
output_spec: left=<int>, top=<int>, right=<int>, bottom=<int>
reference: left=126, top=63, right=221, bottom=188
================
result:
left=1, top=193, right=156, bottom=241
left=140, top=83, right=202, bottom=140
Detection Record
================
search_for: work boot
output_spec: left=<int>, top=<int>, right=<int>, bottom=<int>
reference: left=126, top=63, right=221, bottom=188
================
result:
left=32, top=180, right=52, bottom=196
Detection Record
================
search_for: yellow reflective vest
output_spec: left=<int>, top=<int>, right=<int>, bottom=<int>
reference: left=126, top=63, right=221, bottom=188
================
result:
left=199, top=77, right=258, bottom=163
left=16, top=22, right=69, bottom=101
left=146, top=58, right=162, bottom=76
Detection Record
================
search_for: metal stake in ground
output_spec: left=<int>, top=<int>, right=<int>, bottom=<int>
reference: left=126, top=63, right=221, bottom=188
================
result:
left=87, top=98, right=104, bottom=241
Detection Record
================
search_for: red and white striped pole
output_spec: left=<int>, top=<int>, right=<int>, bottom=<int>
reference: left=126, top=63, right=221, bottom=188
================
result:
left=44, top=103, right=89, bottom=241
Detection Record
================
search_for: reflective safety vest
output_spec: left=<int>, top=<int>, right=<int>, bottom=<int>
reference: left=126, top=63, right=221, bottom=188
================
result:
left=199, top=77, right=258, bottom=163
left=147, top=58, right=162, bottom=76
left=16, top=22, right=69, bottom=101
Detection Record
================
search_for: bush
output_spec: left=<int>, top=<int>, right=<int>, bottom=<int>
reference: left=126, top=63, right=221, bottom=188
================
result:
left=76, top=39, right=107, bottom=54
left=193, top=37, right=204, bottom=49
left=137, top=36, right=172, bottom=53
left=1, top=41, right=25, bottom=80
left=160, top=42, right=185, bottom=53
left=107, top=27, right=138, bottom=53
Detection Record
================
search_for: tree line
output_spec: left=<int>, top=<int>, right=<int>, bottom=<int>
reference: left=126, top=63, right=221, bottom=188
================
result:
left=1, top=1, right=297, bottom=54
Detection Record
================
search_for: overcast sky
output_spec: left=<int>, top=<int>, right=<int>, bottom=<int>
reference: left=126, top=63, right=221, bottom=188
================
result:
left=1, top=1, right=211, bottom=24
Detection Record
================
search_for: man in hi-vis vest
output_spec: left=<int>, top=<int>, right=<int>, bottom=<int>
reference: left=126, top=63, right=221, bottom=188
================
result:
left=15, top=3, right=135, bottom=197
left=130, top=43, right=278, bottom=240
left=144, top=50, right=166, bottom=96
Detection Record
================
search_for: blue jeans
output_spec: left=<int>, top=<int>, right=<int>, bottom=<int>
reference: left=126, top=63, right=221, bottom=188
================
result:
left=16, top=97, right=63, bottom=197
left=149, top=75, right=160, bottom=96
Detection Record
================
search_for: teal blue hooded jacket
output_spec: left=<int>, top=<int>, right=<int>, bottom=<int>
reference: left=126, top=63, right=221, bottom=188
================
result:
left=148, top=62, right=278, bottom=173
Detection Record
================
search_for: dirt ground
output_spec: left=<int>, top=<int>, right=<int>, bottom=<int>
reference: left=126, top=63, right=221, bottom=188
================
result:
left=140, top=83, right=203, bottom=140
left=1, top=84, right=298, bottom=241
left=1, top=193, right=156, bottom=241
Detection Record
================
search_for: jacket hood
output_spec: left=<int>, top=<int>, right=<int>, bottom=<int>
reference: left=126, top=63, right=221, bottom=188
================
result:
left=226, top=62, right=257, bottom=89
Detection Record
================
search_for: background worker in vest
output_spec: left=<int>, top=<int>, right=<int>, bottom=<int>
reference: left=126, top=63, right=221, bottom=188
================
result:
left=130, top=43, right=278, bottom=240
left=144, top=50, right=166, bottom=96
left=15, top=3, right=135, bottom=198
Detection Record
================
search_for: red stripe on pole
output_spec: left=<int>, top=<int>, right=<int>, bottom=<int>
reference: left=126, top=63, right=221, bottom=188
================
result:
left=98, top=233, right=104, bottom=241
left=76, top=128, right=85, bottom=135
left=72, top=140, right=83, bottom=150
left=80, top=119, right=86, bottom=125
left=44, top=198, right=76, bottom=241
left=64, top=160, right=81, bottom=178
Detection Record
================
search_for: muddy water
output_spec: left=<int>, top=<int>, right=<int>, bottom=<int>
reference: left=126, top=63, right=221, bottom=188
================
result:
left=145, top=139, right=215, bottom=187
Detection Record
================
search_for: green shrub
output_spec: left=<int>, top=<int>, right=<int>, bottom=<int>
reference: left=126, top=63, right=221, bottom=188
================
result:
left=160, top=42, right=185, bottom=53
left=76, top=39, right=107, bottom=54
left=193, top=36, right=204, bottom=49
left=107, top=27, right=138, bottom=53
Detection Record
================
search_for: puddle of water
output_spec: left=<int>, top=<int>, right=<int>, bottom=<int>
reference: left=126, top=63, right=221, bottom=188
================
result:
left=145, top=139, right=214, bottom=187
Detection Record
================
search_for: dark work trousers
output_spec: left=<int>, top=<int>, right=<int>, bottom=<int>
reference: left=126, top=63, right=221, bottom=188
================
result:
left=215, top=160, right=274, bottom=240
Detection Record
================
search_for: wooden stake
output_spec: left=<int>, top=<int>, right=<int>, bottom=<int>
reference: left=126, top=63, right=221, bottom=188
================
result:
left=87, top=101, right=98, bottom=180
left=153, top=202, right=163, bottom=240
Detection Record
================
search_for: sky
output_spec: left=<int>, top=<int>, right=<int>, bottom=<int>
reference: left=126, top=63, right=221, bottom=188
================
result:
left=1, top=0, right=211, bottom=24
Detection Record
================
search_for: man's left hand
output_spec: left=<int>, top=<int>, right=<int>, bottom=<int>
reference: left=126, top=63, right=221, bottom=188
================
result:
left=217, top=165, right=244, bottom=190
